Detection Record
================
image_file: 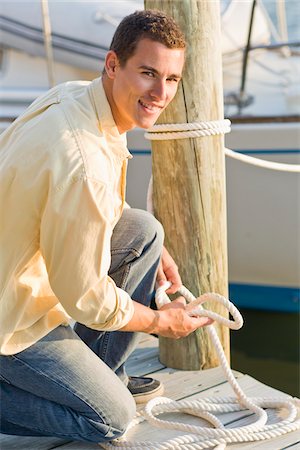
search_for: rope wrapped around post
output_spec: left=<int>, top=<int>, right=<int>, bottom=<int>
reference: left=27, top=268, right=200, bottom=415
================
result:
left=144, top=120, right=232, bottom=140
left=101, top=282, right=300, bottom=450
left=145, top=119, right=300, bottom=173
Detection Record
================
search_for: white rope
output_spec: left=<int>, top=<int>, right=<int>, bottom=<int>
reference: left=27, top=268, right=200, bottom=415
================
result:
left=101, top=282, right=300, bottom=450
left=144, top=120, right=300, bottom=173
left=144, top=120, right=231, bottom=141
left=225, top=147, right=300, bottom=172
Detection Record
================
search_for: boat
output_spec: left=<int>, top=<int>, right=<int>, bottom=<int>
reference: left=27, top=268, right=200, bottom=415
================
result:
left=0, top=0, right=299, bottom=312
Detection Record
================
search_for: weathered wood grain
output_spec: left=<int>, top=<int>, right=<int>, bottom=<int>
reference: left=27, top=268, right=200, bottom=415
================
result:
left=144, top=365, right=243, bottom=400
left=0, top=435, right=68, bottom=450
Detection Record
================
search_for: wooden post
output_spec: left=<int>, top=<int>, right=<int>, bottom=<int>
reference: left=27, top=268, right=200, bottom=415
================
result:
left=144, top=0, right=230, bottom=369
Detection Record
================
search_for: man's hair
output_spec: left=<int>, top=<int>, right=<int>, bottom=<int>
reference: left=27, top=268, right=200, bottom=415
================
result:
left=109, top=9, right=186, bottom=66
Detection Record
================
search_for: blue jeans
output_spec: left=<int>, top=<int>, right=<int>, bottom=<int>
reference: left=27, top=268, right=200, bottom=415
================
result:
left=0, top=209, right=164, bottom=443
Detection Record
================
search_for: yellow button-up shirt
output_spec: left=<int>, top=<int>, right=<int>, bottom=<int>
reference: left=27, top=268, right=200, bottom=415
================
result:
left=0, top=77, right=135, bottom=355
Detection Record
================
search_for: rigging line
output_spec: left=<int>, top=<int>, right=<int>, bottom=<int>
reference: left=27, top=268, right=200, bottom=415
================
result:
left=40, top=0, right=55, bottom=88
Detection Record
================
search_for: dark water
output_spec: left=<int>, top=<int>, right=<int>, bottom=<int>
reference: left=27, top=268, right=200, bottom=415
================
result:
left=230, top=308, right=300, bottom=397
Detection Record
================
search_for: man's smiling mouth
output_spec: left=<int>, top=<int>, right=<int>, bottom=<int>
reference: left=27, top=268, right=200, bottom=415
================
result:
left=138, top=100, right=162, bottom=112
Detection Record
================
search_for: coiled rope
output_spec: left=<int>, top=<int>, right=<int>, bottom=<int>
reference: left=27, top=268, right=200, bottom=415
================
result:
left=145, top=119, right=300, bottom=173
left=101, top=282, right=300, bottom=449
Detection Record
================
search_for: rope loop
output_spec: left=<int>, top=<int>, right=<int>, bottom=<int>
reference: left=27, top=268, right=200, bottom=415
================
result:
left=156, top=283, right=244, bottom=330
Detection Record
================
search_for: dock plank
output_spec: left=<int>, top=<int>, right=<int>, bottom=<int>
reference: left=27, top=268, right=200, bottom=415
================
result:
left=118, top=374, right=299, bottom=449
left=54, top=443, right=99, bottom=449
left=282, top=443, right=300, bottom=450
left=125, top=345, right=165, bottom=375
left=144, top=365, right=243, bottom=399
left=0, top=435, right=68, bottom=450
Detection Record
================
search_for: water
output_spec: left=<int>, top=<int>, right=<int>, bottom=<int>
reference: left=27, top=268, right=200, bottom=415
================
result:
left=231, top=308, right=300, bottom=397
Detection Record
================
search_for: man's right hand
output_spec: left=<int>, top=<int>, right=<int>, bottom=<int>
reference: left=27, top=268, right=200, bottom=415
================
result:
left=156, top=296, right=213, bottom=338
left=119, top=298, right=213, bottom=338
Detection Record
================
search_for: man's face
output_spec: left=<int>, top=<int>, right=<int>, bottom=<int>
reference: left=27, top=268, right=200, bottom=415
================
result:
left=106, top=38, right=185, bottom=133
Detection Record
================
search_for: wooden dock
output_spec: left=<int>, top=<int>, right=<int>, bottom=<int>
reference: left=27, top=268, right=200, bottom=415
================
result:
left=1, top=334, right=299, bottom=449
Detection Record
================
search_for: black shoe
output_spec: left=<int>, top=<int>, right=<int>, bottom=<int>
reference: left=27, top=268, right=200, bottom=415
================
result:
left=127, top=376, right=164, bottom=404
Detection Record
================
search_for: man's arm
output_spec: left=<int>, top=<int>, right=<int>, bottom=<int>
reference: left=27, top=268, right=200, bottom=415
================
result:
left=41, top=177, right=134, bottom=331
left=119, top=297, right=212, bottom=339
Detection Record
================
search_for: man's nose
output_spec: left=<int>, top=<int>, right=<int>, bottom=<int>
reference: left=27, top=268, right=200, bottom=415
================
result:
left=150, top=79, right=167, bottom=101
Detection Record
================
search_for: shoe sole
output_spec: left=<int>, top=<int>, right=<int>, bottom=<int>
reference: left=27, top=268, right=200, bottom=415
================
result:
left=132, top=383, right=164, bottom=404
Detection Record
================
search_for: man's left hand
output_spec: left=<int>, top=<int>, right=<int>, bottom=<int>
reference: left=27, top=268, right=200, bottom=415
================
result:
left=156, top=246, right=182, bottom=294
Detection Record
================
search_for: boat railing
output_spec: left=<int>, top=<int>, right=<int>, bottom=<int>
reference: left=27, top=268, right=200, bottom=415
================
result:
left=232, top=0, right=298, bottom=113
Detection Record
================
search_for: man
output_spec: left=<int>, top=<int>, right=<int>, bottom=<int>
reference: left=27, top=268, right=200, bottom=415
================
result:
left=0, top=10, right=212, bottom=444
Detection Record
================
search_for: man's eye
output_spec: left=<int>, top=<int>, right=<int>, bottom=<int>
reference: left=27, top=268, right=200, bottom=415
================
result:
left=143, top=71, right=155, bottom=77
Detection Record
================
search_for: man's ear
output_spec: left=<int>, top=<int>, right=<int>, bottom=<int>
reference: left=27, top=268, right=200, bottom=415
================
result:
left=104, top=51, right=120, bottom=79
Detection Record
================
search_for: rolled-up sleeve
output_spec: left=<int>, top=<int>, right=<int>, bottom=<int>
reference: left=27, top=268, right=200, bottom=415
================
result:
left=40, top=176, right=134, bottom=330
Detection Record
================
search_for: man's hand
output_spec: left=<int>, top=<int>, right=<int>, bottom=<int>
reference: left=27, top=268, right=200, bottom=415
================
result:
left=120, top=246, right=213, bottom=338
left=120, top=298, right=213, bottom=338
left=156, top=246, right=182, bottom=294
left=157, top=297, right=213, bottom=338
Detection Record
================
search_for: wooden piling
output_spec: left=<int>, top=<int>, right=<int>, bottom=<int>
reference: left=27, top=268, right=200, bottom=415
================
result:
left=145, top=0, right=230, bottom=369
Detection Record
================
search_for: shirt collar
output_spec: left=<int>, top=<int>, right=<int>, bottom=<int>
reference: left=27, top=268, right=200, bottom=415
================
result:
left=89, top=77, right=132, bottom=160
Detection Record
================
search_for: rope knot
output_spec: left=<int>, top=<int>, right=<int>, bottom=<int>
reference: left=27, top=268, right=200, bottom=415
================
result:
left=155, top=282, right=244, bottom=330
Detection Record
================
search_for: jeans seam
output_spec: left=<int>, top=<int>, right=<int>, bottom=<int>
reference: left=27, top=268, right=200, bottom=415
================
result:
left=119, top=264, right=130, bottom=290
left=111, top=247, right=141, bottom=257
left=99, top=332, right=110, bottom=361
left=4, top=415, right=114, bottom=440
left=9, top=354, right=113, bottom=427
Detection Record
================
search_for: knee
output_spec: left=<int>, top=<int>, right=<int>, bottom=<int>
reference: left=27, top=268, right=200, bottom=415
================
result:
left=127, top=209, right=164, bottom=256
left=113, top=209, right=164, bottom=260
left=99, top=390, right=136, bottom=441
left=108, top=392, right=136, bottom=437
left=144, top=211, right=164, bottom=247
left=83, top=390, right=136, bottom=443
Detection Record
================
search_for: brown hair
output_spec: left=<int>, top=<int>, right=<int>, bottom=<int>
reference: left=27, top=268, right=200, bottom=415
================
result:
left=109, top=9, right=186, bottom=66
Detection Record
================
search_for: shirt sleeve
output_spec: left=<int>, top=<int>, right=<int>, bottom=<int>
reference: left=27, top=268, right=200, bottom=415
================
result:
left=124, top=201, right=131, bottom=209
left=40, top=176, right=134, bottom=330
